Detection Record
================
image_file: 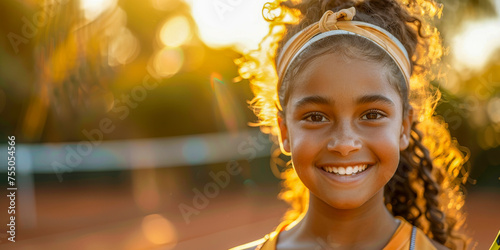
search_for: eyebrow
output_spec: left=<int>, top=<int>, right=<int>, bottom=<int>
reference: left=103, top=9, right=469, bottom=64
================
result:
left=293, top=94, right=395, bottom=109
left=356, top=94, right=395, bottom=106
left=293, top=95, right=333, bottom=109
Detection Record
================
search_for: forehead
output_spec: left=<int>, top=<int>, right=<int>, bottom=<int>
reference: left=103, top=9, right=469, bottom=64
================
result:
left=287, top=53, right=402, bottom=108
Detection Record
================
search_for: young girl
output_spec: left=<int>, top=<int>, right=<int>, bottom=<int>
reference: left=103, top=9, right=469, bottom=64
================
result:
left=232, top=0, right=470, bottom=249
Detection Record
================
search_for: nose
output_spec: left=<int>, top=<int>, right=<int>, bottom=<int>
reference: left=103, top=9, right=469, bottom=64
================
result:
left=327, top=121, right=361, bottom=156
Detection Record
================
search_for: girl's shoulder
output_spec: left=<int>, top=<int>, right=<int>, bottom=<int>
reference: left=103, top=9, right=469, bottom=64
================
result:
left=229, top=237, right=267, bottom=250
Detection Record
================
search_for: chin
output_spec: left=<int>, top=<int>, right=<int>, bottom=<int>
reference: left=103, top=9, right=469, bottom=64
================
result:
left=321, top=194, right=369, bottom=210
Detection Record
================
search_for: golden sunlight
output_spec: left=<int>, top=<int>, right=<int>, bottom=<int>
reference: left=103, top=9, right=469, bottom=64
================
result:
left=80, top=0, right=118, bottom=21
left=452, top=19, right=500, bottom=71
left=186, top=0, right=270, bottom=52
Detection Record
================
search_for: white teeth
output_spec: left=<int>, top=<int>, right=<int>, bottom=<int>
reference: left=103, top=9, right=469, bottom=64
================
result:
left=332, top=167, right=338, bottom=174
left=338, top=167, right=346, bottom=175
left=346, top=166, right=353, bottom=175
left=322, top=164, right=369, bottom=176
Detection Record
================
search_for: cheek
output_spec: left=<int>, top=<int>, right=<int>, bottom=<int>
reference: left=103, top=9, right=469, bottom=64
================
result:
left=363, top=119, right=402, bottom=150
left=362, top=126, right=401, bottom=179
left=365, top=129, right=399, bottom=154
left=289, top=128, right=325, bottom=172
left=289, top=125, right=316, bottom=150
left=290, top=133, right=314, bottom=161
left=366, top=128, right=400, bottom=151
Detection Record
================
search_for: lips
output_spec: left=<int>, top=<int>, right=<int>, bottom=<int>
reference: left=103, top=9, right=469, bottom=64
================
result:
left=320, top=164, right=370, bottom=176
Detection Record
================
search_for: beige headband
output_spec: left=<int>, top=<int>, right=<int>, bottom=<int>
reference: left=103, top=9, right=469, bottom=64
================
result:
left=276, top=7, right=411, bottom=109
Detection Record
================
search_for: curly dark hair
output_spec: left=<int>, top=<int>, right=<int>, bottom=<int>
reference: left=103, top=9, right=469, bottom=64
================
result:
left=235, top=0, right=471, bottom=249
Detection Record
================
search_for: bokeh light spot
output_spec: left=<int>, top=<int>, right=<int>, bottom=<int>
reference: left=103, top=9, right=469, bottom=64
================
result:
left=159, top=15, right=192, bottom=48
left=108, top=28, right=140, bottom=66
left=487, top=97, right=500, bottom=124
left=141, top=214, right=177, bottom=247
left=152, top=47, right=184, bottom=78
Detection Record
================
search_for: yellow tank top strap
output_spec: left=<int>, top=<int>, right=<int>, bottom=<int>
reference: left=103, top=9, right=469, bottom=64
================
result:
left=414, top=224, right=439, bottom=249
left=383, top=216, right=414, bottom=249
left=386, top=216, right=437, bottom=250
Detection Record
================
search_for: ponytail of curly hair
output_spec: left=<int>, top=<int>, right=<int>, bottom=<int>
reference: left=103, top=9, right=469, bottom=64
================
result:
left=234, top=0, right=471, bottom=248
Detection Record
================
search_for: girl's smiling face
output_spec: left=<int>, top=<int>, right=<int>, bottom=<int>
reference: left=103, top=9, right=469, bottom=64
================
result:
left=279, top=53, right=412, bottom=209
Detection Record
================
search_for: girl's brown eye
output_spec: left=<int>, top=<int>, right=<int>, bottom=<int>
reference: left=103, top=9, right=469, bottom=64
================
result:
left=304, top=113, right=327, bottom=122
left=311, top=115, right=323, bottom=122
left=362, top=111, right=385, bottom=120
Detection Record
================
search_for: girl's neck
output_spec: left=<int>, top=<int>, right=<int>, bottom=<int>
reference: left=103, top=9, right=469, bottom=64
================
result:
left=279, top=190, right=399, bottom=249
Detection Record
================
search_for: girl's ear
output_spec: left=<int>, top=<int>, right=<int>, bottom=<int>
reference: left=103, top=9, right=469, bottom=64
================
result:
left=278, top=114, right=291, bottom=155
left=400, top=106, right=414, bottom=151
